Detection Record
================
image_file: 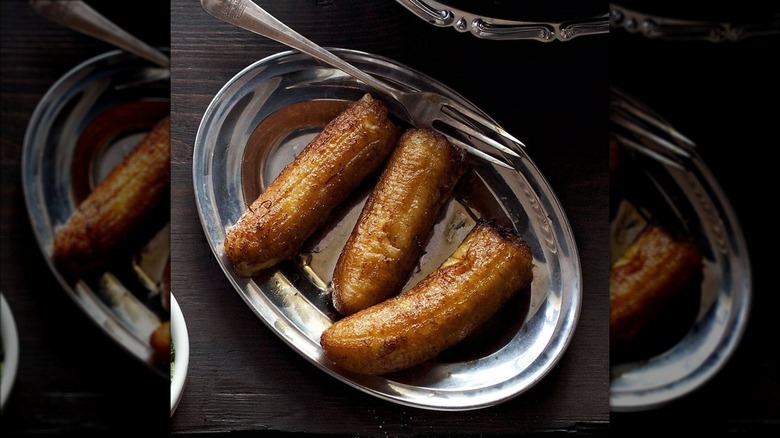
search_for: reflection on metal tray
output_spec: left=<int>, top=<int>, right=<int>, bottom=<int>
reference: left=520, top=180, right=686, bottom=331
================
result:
left=609, top=87, right=752, bottom=411
left=395, top=0, right=608, bottom=41
left=22, top=50, right=171, bottom=377
left=193, top=48, right=582, bottom=411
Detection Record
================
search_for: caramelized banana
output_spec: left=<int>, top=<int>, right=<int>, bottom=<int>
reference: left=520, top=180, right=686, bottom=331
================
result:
left=53, top=115, right=170, bottom=276
left=332, top=128, right=467, bottom=316
left=320, top=222, right=534, bottom=375
left=150, top=320, right=171, bottom=366
left=224, top=93, right=399, bottom=277
left=610, top=224, right=703, bottom=346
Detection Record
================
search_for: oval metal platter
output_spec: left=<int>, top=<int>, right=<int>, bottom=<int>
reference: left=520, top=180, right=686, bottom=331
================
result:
left=22, top=50, right=171, bottom=377
left=609, top=87, right=752, bottom=411
left=192, top=48, right=581, bottom=411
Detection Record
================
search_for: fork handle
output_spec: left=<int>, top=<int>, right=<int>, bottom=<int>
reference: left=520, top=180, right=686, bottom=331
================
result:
left=29, top=0, right=170, bottom=69
left=201, top=0, right=397, bottom=98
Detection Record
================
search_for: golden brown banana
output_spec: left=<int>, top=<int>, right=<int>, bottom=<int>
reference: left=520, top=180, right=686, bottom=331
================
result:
left=610, top=224, right=703, bottom=346
left=224, top=93, right=399, bottom=277
left=53, top=115, right=170, bottom=276
left=320, top=222, right=534, bottom=375
left=332, top=128, right=467, bottom=316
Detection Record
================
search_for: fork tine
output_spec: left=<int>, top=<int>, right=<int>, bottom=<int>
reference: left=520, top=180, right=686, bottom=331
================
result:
left=612, top=88, right=696, bottom=148
left=440, top=100, right=526, bottom=152
left=439, top=112, right=523, bottom=160
left=446, top=137, right=515, bottom=170
left=611, top=133, right=687, bottom=171
left=614, top=99, right=697, bottom=148
left=611, top=113, right=692, bottom=159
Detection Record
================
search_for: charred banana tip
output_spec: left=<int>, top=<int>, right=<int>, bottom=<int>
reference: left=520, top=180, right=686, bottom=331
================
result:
left=475, top=219, right=526, bottom=244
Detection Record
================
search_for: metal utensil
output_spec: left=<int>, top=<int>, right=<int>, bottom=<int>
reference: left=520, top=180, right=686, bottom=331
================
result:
left=29, top=0, right=170, bottom=69
left=200, top=0, right=523, bottom=169
left=610, top=3, right=780, bottom=43
left=610, top=87, right=696, bottom=170
left=608, top=86, right=752, bottom=412
left=396, top=0, right=610, bottom=42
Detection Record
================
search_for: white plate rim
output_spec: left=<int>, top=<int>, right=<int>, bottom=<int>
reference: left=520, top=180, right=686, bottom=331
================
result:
left=170, top=293, right=189, bottom=416
left=1, top=293, right=20, bottom=413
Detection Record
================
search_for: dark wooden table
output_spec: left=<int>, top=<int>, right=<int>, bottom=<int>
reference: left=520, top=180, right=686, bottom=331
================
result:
left=170, top=0, right=609, bottom=436
left=1, top=0, right=170, bottom=434
left=609, top=27, right=780, bottom=435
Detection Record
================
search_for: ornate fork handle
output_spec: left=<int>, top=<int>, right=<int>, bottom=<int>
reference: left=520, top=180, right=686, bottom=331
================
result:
left=201, top=0, right=523, bottom=169
left=201, top=0, right=397, bottom=99
left=396, top=0, right=609, bottom=42
left=29, top=0, right=170, bottom=69
left=610, top=3, right=780, bottom=42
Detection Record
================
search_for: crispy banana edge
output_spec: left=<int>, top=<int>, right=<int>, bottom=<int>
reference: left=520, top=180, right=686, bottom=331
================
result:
left=224, top=93, right=400, bottom=277
left=52, top=115, right=171, bottom=276
left=320, top=221, right=534, bottom=375
left=331, top=128, right=467, bottom=316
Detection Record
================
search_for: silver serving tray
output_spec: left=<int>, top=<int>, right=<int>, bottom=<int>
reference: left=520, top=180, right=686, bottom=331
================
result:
left=22, top=50, right=171, bottom=376
left=192, top=49, right=582, bottom=411
left=609, top=88, right=752, bottom=411
left=395, top=0, right=609, bottom=41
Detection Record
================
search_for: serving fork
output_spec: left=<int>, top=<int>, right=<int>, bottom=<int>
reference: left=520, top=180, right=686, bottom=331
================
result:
left=29, top=0, right=170, bottom=69
left=609, top=87, right=701, bottom=257
left=200, top=0, right=524, bottom=169
left=610, top=3, right=780, bottom=43
left=610, top=87, right=697, bottom=171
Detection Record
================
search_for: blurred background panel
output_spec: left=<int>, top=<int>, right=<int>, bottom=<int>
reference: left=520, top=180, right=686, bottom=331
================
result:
left=1, top=0, right=171, bottom=433
left=609, top=2, right=780, bottom=434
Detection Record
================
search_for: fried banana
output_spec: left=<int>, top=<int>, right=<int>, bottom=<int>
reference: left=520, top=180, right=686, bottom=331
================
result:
left=320, top=222, right=534, bottom=375
left=224, top=93, right=399, bottom=277
left=610, top=224, right=703, bottom=346
left=53, top=115, right=171, bottom=276
left=332, top=128, right=467, bottom=316
left=150, top=319, right=171, bottom=366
